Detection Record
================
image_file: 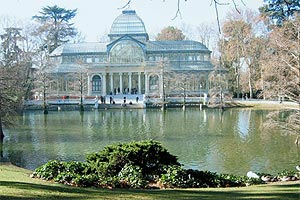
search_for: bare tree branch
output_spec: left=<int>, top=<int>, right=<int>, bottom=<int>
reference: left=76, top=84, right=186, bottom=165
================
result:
left=172, top=0, right=183, bottom=20
left=213, top=0, right=229, bottom=6
left=213, top=0, right=222, bottom=34
left=118, top=0, right=132, bottom=10
left=232, top=0, right=241, bottom=14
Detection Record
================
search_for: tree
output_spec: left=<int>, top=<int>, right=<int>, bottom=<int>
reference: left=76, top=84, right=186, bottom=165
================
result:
left=164, top=71, right=190, bottom=110
left=195, top=23, right=218, bottom=51
left=156, top=26, right=185, bottom=41
left=0, top=27, right=32, bottom=140
left=259, top=0, right=300, bottom=26
left=0, top=68, right=19, bottom=141
left=32, top=5, right=78, bottom=53
left=74, top=61, right=88, bottom=112
left=262, top=15, right=300, bottom=138
left=33, top=70, right=52, bottom=114
left=220, top=19, right=249, bottom=98
left=220, top=9, right=264, bottom=99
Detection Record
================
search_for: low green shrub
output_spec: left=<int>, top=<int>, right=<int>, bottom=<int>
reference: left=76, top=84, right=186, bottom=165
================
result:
left=72, top=174, right=99, bottom=187
left=277, top=170, right=296, bottom=177
left=86, top=140, right=180, bottom=178
left=160, top=165, right=190, bottom=188
left=118, top=164, right=147, bottom=188
left=32, top=160, right=65, bottom=180
left=160, top=166, right=220, bottom=188
left=54, top=171, right=79, bottom=184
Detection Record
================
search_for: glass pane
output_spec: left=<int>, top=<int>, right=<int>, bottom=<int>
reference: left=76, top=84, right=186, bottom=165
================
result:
left=110, top=40, right=144, bottom=64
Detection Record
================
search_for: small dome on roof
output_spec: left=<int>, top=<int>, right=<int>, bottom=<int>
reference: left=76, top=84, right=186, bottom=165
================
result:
left=109, top=9, right=148, bottom=41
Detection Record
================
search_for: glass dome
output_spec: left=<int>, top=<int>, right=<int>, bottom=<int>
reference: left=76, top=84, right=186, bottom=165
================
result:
left=108, top=10, right=149, bottom=41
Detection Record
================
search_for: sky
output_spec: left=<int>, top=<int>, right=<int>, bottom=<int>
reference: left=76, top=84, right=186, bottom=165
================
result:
left=0, top=0, right=265, bottom=42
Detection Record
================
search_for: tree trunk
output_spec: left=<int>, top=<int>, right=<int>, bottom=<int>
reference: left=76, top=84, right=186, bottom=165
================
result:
left=248, top=69, right=253, bottom=99
left=0, top=117, right=4, bottom=142
left=236, top=73, right=240, bottom=98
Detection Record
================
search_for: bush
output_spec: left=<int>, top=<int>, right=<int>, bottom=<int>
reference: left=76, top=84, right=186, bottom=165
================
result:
left=86, top=140, right=180, bottom=179
left=118, top=164, right=147, bottom=188
left=32, top=160, right=65, bottom=180
left=32, top=160, right=98, bottom=187
left=160, top=166, right=219, bottom=188
left=73, top=174, right=99, bottom=187
left=160, top=165, right=189, bottom=188
left=54, top=171, right=79, bottom=185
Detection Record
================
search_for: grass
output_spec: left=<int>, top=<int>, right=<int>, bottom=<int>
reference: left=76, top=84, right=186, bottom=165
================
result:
left=1, top=163, right=299, bottom=200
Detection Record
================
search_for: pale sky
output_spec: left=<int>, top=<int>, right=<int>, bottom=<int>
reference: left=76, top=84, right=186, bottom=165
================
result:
left=0, top=0, right=264, bottom=42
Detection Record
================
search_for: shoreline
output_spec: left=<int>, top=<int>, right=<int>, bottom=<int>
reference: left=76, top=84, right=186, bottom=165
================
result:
left=22, top=99, right=300, bottom=111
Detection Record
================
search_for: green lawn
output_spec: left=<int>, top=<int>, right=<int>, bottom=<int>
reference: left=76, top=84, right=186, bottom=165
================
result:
left=0, top=163, right=299, bottom=200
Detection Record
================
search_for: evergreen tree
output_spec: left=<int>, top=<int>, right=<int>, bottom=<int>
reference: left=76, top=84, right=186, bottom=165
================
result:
left=32, top=5, right=78, bottom=53
left=259, top=0, right=300, bottom=26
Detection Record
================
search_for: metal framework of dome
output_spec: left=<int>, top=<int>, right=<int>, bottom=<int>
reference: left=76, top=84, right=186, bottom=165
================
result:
left=108, top=9, right=149, bottom=41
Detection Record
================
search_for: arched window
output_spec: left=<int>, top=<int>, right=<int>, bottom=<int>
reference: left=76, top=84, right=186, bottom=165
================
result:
left=110, top=40, right=144, bottom=64
left=92, top=75, right=101, bottom=92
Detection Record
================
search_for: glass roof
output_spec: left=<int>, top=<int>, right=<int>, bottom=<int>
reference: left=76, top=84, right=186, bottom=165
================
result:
left=51, top=43, right=107, bottom=56
left=109, top=10, right=147, bottom=36
left=146, top=40, right=210, bottom=52
left=50, top=40, right=211, bottom=56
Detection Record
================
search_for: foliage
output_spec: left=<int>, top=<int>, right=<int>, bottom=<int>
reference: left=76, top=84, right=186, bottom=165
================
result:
left=277, top=170, right=297, bottom=177
left=32, top=160, right=98, bottom=187
left=118, top=164, right=147, bottom=188
left=32, top=160, right=66, bottom=180
left=259, top=0, right=300, bottom=26
left=156, top=26, right=185, bottom=41
left=86, top=140, right=180, bottom=178
left=160, top=166, right=264, bottom=188
left=217, top=174, right=264, bottom=187
left=32, top=5, right=78, bottom=53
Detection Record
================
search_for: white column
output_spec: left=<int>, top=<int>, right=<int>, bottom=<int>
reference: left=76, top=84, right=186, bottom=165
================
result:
left=145, top=73, right=149, bottom=95
left=119, top=72, right=123, bottom=94
left=138, top=72, right=141, bottom=94
left=102, top=73, right=106, bottom=96
left=128, top=72, right=132, bottom=94
left=110, top=73, right=113, bottom=94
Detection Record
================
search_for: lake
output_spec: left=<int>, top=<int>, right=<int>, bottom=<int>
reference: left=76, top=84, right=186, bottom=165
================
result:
left=2, top=108, right=299, bottom=175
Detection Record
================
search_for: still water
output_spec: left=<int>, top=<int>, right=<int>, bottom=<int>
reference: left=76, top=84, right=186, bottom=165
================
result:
left=2, top=108, right=299, bottom=175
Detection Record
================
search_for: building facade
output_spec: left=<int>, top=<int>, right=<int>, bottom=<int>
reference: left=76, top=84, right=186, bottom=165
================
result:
left=48, top=9, right=217, bottom=99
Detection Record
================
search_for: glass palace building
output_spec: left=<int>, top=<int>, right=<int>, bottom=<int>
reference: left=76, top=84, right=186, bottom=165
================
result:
left=49, top=9, right=216, bottom=99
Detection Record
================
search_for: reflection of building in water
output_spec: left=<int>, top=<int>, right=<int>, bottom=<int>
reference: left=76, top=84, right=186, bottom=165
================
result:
left=237, top=110, right=251, bottom=140
left=46, top=9, right=226, bottom=98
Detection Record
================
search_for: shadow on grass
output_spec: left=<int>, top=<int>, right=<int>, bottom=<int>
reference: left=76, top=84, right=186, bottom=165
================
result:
left=0, top=181, right=299, bottom=200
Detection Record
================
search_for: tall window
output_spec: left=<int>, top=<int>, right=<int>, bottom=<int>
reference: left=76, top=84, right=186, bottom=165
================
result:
left=149, top=75, right=159, bottom=92
left=110, top=40, right=144, bottom=64
left=92, top=75, right=101, bottom=92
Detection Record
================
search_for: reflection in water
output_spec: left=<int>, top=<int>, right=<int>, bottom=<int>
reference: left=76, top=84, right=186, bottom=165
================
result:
left=3, top=108, right=300, bottom=175
left=237, top=109, right=251, bottom=141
